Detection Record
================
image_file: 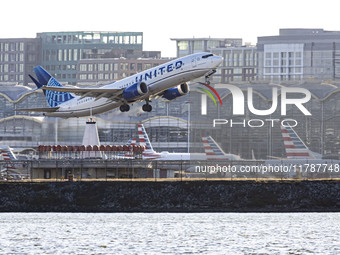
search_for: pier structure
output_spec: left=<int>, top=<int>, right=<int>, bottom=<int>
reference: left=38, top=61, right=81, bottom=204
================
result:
left=30, top=158, right=153, bottom=180
left=82, top=118, right=101, bottom=158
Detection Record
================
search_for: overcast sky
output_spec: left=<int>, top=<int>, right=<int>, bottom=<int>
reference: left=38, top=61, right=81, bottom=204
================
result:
left=1, top=0, right=339, bottom=57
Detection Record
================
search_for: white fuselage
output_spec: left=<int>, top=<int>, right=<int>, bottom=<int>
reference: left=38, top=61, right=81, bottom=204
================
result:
left=142, top=150, right=191, bottom=161
left=46, top=53, right=222, bottom=117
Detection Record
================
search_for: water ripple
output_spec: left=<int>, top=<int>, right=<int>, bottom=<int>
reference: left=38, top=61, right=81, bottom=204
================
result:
left=0, top=213, right=338, bottom=254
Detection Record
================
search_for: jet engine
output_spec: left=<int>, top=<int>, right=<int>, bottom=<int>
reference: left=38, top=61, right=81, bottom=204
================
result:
left=123, top=82, right=149, bottom=102
left=162, top=83, right=189, bottom=100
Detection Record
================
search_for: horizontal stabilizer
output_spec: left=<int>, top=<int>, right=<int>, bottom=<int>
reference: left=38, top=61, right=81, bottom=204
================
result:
left=14, top=107, right=59, bottom=113
left=42, top=86, right=120, bottom=93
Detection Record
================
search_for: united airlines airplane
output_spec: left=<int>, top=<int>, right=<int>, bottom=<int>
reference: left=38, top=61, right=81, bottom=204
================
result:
left=16, top=53, right=222, bottom=118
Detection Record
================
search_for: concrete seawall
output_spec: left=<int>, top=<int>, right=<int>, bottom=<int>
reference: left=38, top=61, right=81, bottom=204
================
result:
left=0, top=181, right=339, bottom=212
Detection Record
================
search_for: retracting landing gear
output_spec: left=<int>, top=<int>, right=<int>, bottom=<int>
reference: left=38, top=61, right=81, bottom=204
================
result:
left=142, top=103, right=152, bottom=112
left=120, top=100, right=152, bottom=112
left=119, top=104, right=130, bottom=112
left=142, top=99, right=152, bottom=112
left=204, top=69, right=216, bottom=85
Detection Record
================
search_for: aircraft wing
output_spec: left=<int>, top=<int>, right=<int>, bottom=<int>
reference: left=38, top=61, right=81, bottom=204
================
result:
left=14, top=107, right=59, bottom=112
left=42, top=86, right=125, bottom=101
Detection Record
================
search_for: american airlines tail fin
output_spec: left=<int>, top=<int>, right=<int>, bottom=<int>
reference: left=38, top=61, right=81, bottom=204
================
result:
left=280, top=125, right=322, bottom=159
left=0, top=146, right=17, bottom=161
left=0, top=146, right=28, bottom=179
left=125, top=138, right=137, bottom=146
left=202, top=136, right=225, bottom=160
left=31, top=66, right=74, bottom=107
left=202, top=136, right=241, bottom=160
left=137, top=124, right=154, bottom=152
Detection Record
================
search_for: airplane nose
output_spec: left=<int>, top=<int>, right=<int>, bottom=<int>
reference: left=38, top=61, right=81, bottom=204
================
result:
left=217, top=56, right=223, bottom=65
left=213, top=55, right=223, bottom=67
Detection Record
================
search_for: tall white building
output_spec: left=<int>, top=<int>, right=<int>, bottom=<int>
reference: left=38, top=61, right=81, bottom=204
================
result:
left=257, top=28, right=340, bottom=82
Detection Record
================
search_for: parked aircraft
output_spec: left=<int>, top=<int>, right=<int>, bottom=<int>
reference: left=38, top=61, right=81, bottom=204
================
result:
left=0, top=146, right=28, bottom=179
left=137, top=124, right=191, bottom=160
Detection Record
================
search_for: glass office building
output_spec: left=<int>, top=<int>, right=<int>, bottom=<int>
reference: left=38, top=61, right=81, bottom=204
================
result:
left=257, top=28, right=340, bottom=82
left=37, top=31, right=143, bottom=85
left=171, top=37, right=242, bottom=57
left=0, top=31, right=144, bottom=86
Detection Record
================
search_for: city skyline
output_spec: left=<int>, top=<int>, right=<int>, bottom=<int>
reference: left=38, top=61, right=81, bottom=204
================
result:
left=2, top=0, right=340, bottom=57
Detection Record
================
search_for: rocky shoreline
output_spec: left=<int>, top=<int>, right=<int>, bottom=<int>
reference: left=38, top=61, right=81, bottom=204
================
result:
left=0, top=180, right=339, bottom=212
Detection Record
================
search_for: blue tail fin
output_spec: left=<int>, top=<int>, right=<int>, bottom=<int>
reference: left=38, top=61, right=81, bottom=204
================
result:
left=34, top=66, right=51, bottom=86
left=31, top=66, right=74, bottom=107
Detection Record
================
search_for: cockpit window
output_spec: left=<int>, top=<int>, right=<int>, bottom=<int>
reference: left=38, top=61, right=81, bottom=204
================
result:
left=202, top=54, right=214, bottom=58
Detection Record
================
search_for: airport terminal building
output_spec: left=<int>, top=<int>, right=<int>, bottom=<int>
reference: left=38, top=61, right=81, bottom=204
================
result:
left=0, top=81, right=339, bottom=160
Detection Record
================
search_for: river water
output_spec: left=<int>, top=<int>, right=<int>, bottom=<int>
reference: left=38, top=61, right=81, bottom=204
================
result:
left=0, top=213, right=338, bottom=254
